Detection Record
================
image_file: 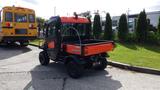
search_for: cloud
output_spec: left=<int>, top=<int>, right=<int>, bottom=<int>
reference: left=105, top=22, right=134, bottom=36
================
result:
left=22, top=0, right=38, bottom=4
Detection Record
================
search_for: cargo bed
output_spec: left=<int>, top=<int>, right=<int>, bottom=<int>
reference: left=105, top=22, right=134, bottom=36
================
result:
left=64, top=39, right=114, bottom=56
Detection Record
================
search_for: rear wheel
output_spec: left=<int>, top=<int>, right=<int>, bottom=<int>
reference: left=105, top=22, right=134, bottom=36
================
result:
left=66, top=60, right=84, bottom=79
left=39, top=51, right=50, bottom=66
left=94, top=58, right=108, bottom=70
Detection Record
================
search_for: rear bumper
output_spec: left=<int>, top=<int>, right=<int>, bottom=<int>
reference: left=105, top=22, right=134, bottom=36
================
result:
left=2, top=36, right=37, bottom=41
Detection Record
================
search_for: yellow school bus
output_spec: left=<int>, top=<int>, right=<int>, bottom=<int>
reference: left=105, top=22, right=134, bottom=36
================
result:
left=0, top=6, right=37, bottom=46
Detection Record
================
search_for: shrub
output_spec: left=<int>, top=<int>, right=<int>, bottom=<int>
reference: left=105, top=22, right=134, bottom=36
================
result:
left=93, top=14, right=102, bottom=39
left=118, top=14, right=128, bottom=42
left=147, top=31, right=159, bottom=44
left=158, top=16, right=160, bottom=35
left=85, top=17, right=92, bottom=38
left=103, top=13, right=113, bottom=40
left=126, top=33, right=137, bottom=42
left=136, top=10, right=148, bottom=42
left=157, top=16, right=160, bottom=43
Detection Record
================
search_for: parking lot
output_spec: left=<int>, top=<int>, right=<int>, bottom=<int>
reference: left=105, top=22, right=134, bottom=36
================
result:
left=0, top=45, right=160, bottom=90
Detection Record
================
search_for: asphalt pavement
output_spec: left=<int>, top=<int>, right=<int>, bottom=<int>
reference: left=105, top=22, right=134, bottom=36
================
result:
left=0, top=45, right=160, bottom=90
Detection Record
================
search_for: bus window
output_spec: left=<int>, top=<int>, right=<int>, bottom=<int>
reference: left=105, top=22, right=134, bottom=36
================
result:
left=5, top=12, right=13, bottom=22
left=28, top=14, right=35, bottom=23
left=15, top=13, right=27, bottom=22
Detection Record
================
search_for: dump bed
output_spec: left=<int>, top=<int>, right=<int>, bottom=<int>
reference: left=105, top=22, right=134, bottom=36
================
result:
left=64, top=40, right=115, bottom=56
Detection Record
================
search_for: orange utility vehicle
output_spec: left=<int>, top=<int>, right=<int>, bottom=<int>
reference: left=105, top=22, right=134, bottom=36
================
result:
left=39, top=16, right=115, bottom=78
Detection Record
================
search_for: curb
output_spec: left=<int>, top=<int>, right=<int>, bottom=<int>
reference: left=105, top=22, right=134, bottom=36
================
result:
left=29, top=44, right=39, bottom=47
left=108, top=60, right=160, bottom=75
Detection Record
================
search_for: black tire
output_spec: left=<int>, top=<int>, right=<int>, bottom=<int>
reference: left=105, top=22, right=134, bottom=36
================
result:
left=66, top=61, right=84, bottom=79
left=39, top=51, right=50, bottom=66
left=94, top=58, right=108, bottom=70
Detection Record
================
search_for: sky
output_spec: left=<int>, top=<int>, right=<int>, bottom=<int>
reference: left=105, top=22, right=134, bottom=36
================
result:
left=0, top=0, right=160, bottom=19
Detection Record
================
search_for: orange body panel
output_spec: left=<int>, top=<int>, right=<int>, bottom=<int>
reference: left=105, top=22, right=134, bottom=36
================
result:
left=48, top=41, right=55, bottom=49
left=60, top=17, right=89, bottom=23
left=65, top=43, right=114, bottom=56
left=65, top=44, right=81, bottom=55
left=84, top=43, right=114, bottom=56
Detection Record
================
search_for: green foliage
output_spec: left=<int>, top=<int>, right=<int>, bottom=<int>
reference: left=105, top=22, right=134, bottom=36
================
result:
left=103, top=13, right=113, bottom=40
left=147, top=31, right=158, bottom=44
left=136, top=10, right=148, bottom=42
left=118, top=14, right=128, bottom=41
left=85, top=17, right=92, bottom=38
left=36, top=17, right=45, bottom=28
left=93, top=14, right=102, bottom=39
left=158, top=16, right=160, bottom=37
left=147, top=18, right=157, bottom=32
left=126, top=33, right=137, bottom=42
left=148, top=24, right=157, bottom=32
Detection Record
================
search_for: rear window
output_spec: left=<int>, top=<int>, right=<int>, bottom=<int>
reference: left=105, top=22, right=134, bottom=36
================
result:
left=15, top=13, right=27, bottom=22
left=61, top=23, right=87, bottom=37
left=5, top=12, right=13, bottom=22
left=28, top=14, right=35, bottom=23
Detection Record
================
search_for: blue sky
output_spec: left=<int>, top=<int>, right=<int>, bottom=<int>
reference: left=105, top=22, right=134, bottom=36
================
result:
left=0, top=0, right=160, bottom=19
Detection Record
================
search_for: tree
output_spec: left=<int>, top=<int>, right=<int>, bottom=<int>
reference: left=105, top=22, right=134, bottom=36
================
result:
left=158, top=16, right=160, bottom=35
left=36, top=17, right=45, bottom=28
left=85, top=17, right=92, bottom=38
left=118, top=14, right=128, bottom=41
left=36, top=17, right=45, bottom=36
left=103, top=13, right=113, bottom=40
left=93, top=14, right=102, bottom=39
left=136, top=10, right=148, bottom=42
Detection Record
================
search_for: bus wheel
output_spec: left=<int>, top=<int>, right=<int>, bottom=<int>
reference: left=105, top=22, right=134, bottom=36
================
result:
left=20, top=41, right=29, bottom=47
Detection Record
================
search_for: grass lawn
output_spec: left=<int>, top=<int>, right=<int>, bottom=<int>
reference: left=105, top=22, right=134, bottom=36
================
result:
left=29, top=39, right=44, bottom=46
left=109, top=43, right=160, bottom=70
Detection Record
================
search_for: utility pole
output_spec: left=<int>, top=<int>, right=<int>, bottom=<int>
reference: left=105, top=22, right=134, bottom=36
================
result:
left=127, top=8, right=130, bottom=24
left=127, top=8, right=131, bottom=31
left=54, top=6, right=56, bottom=16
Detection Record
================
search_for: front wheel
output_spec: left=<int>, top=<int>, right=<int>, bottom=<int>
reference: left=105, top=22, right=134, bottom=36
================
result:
left=39, top=51, right=50, bottom=66
left=94, top=58, right=108, bottom=70
left=66, top=61, right=84, bottom=79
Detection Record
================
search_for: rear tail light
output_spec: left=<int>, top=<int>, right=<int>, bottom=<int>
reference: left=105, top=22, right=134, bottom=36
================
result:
left=29, top=24, right=37, bottom=29
left=5, top=22, right=12, bottom=27
left=29, top=24, right=33, bottom=28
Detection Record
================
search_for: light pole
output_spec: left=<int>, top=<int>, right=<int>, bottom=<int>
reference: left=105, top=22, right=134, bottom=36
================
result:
left=54, top=6, right=56, bottom=16
left=127, top=8, right=130, bottom=24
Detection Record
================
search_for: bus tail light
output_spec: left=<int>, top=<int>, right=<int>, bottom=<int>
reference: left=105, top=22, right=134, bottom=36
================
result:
left=29, top=24, right=37, bottom=29
left=6, top=22, right=12, bottom=27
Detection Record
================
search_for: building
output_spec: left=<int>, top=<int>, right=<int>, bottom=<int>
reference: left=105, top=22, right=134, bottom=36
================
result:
left=112, top=11, right=160, bottom=33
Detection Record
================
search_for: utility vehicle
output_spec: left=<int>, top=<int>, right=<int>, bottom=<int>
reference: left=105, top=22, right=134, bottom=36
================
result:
left=39, top=16, right=115, bottom=78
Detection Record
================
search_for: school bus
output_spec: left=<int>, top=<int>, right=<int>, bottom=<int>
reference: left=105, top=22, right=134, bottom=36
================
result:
left=0, top=6, right=37, bottom=46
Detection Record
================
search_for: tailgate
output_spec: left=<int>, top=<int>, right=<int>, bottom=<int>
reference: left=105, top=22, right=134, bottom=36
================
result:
left=65, top=41, right=114, bottom=56
left=83, top=42, right=114, bottom=56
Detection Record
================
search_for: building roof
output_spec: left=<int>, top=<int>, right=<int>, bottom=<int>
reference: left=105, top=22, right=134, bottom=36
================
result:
left=112, top=11, right=160, bottom=19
